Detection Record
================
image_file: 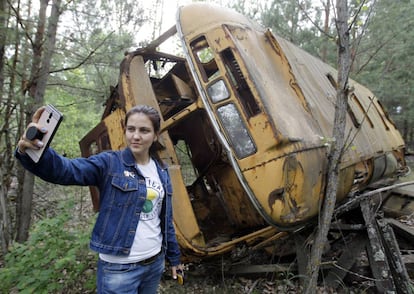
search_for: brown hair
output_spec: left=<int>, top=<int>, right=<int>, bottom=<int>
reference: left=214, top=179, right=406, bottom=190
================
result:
left=125, top=105, right=164, bottom=165
left=125, top=105, right=161, bottom=133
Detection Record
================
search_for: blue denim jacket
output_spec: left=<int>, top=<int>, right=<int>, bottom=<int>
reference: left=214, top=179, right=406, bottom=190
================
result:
left=15, top=147, right=181, bottom=266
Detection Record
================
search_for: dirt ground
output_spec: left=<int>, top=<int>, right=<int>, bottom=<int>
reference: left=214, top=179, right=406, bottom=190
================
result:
left=158, top=271, right=375, bottom=294
left=157, top=208, right=414, bottom=294
left=156, top=257, right=386, bottom=294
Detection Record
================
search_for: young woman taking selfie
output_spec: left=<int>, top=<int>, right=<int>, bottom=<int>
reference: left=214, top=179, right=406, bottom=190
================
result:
left=16, top=105, right=184, bottom=294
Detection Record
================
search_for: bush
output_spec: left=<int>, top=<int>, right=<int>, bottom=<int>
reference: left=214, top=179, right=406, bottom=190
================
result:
left=0, top=201, right=96, bottom=293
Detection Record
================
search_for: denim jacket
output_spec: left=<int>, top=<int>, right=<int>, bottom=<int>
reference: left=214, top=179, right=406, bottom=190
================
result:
left=15, top=147, right=181, bottom=266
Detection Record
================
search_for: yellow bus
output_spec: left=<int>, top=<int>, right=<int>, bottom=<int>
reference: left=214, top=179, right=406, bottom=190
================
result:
left=79, top=3, right=407, bottom=259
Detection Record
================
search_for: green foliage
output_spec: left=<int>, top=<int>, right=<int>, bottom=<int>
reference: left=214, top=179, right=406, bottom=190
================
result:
left=44, top=86, right=102, bottom=158
left=39, top=1, right=151, bottom=159
left=354, top=0, right=414, bottom=150
left=0, top=201, right=96, bottom=293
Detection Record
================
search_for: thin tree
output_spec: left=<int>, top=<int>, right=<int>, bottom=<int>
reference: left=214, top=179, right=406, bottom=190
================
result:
left=304, top=0, right=350, bottom=292
left=320, top=0, right=330, bottom=62
left=15, top=0, right=62, bottom=243
left=0, top=0, right=15, bottom=253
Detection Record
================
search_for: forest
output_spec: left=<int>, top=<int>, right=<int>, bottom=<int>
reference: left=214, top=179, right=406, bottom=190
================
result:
left=0, top=0, right=413, bottom=293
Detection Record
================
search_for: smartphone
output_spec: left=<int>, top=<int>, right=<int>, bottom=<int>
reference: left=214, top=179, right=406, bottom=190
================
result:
left=26, top=104, right=63, bottom=163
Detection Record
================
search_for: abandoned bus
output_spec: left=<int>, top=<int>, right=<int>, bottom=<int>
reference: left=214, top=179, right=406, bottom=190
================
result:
left=79, top=3, right=407, bottom=258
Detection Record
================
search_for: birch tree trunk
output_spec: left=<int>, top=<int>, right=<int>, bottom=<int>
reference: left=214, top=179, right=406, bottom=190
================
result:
left=304, top=0, right=350, bottom=292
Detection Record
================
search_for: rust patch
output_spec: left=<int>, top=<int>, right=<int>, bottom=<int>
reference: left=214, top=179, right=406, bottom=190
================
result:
left=268, top=154, right=305, bottom=222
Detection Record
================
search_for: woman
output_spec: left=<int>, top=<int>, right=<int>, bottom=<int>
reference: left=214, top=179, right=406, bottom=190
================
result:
left=16, top=105, right=183, bottom=293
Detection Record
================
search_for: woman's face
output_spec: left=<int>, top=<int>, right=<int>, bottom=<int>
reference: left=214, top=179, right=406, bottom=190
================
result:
left=125, top=112, right=157, bottom=163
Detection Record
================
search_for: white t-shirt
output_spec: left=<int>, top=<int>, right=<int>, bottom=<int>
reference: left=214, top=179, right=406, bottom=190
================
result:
left=100, top=159, right=164, bottom=263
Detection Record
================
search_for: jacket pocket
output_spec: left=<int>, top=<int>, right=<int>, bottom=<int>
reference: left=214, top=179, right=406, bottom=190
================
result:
left=111, top=174, right=139, bottom=192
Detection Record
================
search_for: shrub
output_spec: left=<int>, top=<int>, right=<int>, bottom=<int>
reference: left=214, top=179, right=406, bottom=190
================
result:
left=0, top=201, right=96, bottom=293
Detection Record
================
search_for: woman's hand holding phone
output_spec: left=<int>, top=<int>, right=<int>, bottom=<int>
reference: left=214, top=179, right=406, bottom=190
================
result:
left=18, top=105, right=63, bottom=162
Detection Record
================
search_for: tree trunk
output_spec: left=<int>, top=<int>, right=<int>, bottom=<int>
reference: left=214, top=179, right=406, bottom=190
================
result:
left=0, top=0, right=5, bottom=96
left=15, top=0, right=62, bottom=243
left=0, top=0, right=14, bottom=253
left=0, top=170, right=12, bottom=254
left=320, top=0, right=330, bottom=62
left=304, top=0, right=350, bottom=292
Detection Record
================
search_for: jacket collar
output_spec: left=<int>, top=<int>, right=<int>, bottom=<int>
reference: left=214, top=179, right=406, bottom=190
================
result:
left=120, top=147, right=165, bottom=171
left=121, top=147, right=137, bottom=167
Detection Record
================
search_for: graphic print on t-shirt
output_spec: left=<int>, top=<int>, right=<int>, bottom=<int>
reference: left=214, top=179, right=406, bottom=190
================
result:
left=141, top=177, right=163, bottom=220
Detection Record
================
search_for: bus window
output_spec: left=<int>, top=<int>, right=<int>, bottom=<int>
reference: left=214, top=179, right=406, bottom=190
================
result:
left=100, top=133, right=111, bottom=151
left=217, top=103, right=256, bottom=158
left=89, top=141, right=99, bottom=155
left=350, top=93, right=374, bottom=128
left=221, top=48, right=260, bottom=118
left=371, top=97, right=391, bottom=130
left=174, top=139, right=198, bottom=186
left=190, top=36, right=219, bottom=82
left=207, top=79, right=230, bottom=103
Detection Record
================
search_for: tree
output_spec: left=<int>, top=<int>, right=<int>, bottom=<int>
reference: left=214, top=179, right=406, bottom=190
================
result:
left=0, top=0, right=11, bottom=253
left=354, top=0, right=414, bottom=151
left=258, top=0, right=313, bottom=43
left=15, top=0, right=63, bottom=243
left=0, top=0, right=155, bottom=252
left=305, top=0, right=367, bottom=292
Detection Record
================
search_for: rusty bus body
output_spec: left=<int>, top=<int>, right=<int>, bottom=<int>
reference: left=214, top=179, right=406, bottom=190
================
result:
left=79, top=4, right=407, bottom=259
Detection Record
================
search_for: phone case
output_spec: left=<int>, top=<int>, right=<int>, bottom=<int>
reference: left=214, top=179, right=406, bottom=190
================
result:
left=26, top=104, right=64, bottom=163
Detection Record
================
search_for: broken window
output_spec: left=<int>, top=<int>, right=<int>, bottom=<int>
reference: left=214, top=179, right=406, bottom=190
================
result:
left=221, top=48, right=260, bottom=118
left=207, top=79, right=230, bottom=103
left=190, top=36, right=219, bottom=83
left=217, top=103, right=256, bottom=158
left=174, top=139, right=198, bottom=186
left=350, top=93, right=374, bottom=128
